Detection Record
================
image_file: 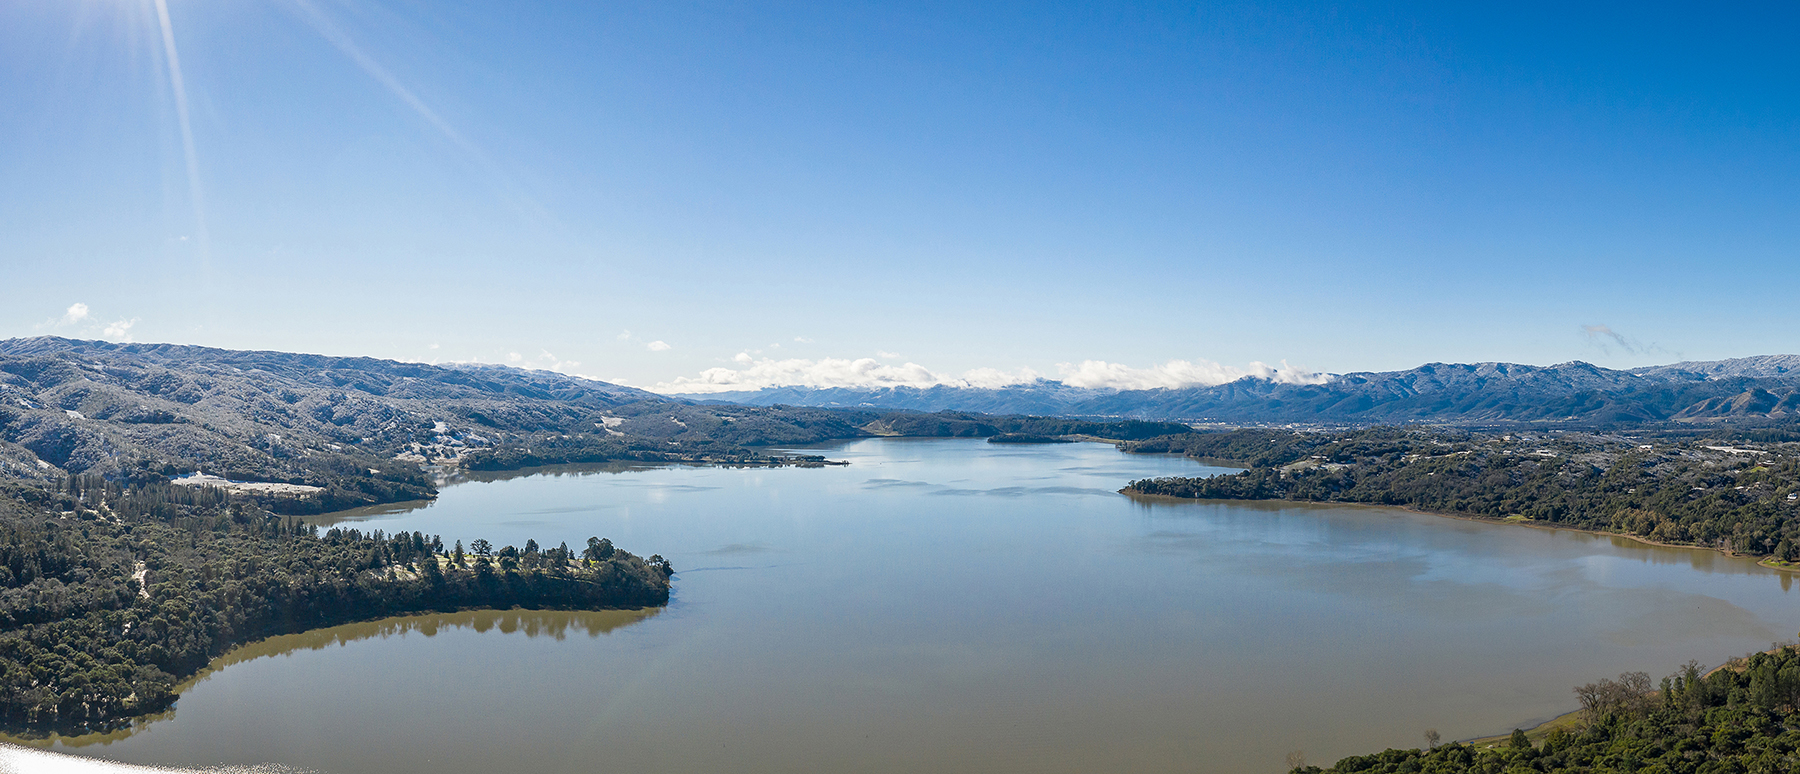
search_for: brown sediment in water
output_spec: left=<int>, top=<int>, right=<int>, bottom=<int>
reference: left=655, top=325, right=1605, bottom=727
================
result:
left=1121, top=487, right=1800, bottom=748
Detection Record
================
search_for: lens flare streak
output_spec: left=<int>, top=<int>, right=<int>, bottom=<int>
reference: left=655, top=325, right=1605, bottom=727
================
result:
left=151, top=0, right=210, bottom=272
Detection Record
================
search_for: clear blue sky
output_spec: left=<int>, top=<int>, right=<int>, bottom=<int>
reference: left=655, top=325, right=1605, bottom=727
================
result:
left=3, top=1, right=1796, bottom=390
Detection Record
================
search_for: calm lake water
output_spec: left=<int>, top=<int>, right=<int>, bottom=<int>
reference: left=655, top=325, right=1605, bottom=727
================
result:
left=31, top=438, right=1800, bottom=773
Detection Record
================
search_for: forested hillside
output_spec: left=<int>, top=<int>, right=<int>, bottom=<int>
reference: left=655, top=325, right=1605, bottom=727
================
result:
left=0, top=339, right=887, bottom=511
left=0, top=337, right=1214, bottom=512
left=0, top=475, right=669, bottom=734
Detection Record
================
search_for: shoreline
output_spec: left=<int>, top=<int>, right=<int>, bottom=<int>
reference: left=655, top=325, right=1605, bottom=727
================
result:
left=1118, top=485, right=1800, bottom=747
left=1373, top=503, right=1800, bottom=575
left=1119, top=487, right=1800, bottom=574
left=1461, top=638, right=1800, bottom=750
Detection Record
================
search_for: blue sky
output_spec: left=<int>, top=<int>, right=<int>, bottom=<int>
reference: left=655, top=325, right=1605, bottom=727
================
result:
left=3, top=1, right=1796, bottom=391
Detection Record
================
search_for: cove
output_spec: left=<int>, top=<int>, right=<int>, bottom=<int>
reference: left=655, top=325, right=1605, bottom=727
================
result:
left=32, top=438, right=1800, bottom=774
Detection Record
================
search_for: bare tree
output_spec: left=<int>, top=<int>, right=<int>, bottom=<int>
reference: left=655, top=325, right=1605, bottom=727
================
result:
left=1575, top=671, right=1654, bottom=721
left=1284, top=750, right=1307, bottom=771
left=1423, top=728, right=1440, bottom=749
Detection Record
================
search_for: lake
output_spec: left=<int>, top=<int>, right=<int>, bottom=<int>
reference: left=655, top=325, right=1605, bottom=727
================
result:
left=27, top=438, right=1800, bottom=773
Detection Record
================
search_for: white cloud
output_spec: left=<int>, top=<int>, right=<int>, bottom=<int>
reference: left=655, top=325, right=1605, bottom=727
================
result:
left=32, top=302, right=94, bottom=332
left=794, top=336, right=814, bottom=343
left=1057, top=359, right=1331, bottom=390
left=876, top=350, right=900, bottom=359
left=616, top=330, right=632, bottom=341
left=1253, top=360, right=1334, bottom=386
left=652, top=356, right=1040, bottom=394
left=101, top=318, right=138, bottom=342
left=961, top=367, right=1042, bottom=389
left=652, top=352, right=1331, bottom=395
left=647, top=340, right=671, bottom=352
left=507, top=352, right=523, bottom=362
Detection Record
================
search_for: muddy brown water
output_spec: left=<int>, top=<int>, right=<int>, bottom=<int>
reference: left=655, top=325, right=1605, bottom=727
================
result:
left=26, top=438, right=1800, bottom=773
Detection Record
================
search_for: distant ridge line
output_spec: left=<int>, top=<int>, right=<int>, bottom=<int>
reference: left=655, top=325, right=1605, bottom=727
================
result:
left=673, top=355, right=1800, bottom=424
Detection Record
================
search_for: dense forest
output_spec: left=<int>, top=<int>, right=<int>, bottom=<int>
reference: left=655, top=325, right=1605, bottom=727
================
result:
left=1126, top=427, right=1800, bottom=559
left=1296, top=648, right=1800, bottom=773
left=0, top=476, right=670, bottom=734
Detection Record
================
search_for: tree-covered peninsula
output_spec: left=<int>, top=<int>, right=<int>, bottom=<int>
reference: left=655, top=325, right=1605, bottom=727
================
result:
left=1126, top=427, right=1800, bottom=560
left=0, top=475, right=670, bottom=735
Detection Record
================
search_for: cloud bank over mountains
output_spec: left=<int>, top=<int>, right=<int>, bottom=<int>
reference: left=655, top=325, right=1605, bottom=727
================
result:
left=1056, top=359, right=1331, bottom=390
left=651, top=354, right=1330, bottom=394
left=652, top=356, right=1040, bottom=394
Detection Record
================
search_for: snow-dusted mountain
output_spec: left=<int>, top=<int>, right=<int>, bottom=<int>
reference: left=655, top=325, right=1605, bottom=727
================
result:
left=677, top=356, right=1800, bottom=424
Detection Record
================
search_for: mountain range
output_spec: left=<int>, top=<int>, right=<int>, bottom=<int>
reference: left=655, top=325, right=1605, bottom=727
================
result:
left=679, top=355, right=1800, bottom=425
left=8, top=336, right=1800, bottom=498
left=0, top=337, right=869, bottom=501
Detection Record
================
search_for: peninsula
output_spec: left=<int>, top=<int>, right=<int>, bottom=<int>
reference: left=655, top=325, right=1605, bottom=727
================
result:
left=1123, top=427, right=1800, bottom=563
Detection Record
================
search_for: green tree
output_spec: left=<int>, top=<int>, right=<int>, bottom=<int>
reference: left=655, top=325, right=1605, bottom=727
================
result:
left=584, top=537, right=614, bottom=561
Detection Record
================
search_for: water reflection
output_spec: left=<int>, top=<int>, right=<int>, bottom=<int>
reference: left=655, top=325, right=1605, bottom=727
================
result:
left=15, top=608, right=659, bottom=750
left=311, top=462, right=684, bottom=527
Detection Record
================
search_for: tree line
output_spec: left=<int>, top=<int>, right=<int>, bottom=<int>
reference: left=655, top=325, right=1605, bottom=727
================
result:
left=1125, top=427, right=1800, bottom=558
